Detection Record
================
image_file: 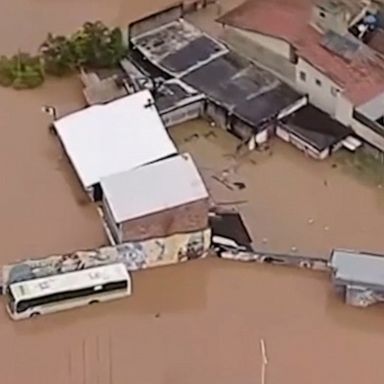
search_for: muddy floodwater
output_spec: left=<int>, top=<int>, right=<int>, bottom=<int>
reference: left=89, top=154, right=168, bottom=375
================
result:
left=2, top=1, right=384, bottom=383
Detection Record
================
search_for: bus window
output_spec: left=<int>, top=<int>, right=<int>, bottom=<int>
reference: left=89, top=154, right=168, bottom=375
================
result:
left=16, top=300, right=30, bottom=313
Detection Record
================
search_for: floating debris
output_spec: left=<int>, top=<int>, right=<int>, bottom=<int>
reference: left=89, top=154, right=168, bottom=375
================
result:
left=233, top=182, right=246, bottom=190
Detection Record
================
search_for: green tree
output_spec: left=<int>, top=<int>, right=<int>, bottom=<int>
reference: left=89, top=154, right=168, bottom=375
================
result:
left=70, top=22, right=126, bottom=68
left=10, top=53, right=44, bottom=89
left=40, top=33, right=76, bottom=76
left=0, top=55, right=14, bottom=87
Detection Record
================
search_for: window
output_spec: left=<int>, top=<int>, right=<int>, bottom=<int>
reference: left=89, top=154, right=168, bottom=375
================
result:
left=299, top=71, right=306, bottom=81
left=331, top=86, right=339, bottom=96
left=315, top=79, right=322, bottom=86
left=15, top=280, right=128, bottom=313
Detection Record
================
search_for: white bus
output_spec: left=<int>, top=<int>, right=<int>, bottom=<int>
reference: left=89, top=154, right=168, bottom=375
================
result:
left=5, top=263, right=132, bottom=320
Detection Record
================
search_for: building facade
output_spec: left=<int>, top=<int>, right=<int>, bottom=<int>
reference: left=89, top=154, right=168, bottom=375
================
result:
left=218, top=0, right=384, bottom=158
left=100, top=153, right=210, bottom=244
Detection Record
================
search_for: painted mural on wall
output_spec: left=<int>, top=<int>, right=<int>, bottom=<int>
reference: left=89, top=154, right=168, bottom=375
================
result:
left=3, top=229, right=211, bottom=286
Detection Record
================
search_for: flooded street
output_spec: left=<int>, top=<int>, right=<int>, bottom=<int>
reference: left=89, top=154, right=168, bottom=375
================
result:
left=170, top=121, right=384, bottom=255
left=2, top=1, right=384, bottom=383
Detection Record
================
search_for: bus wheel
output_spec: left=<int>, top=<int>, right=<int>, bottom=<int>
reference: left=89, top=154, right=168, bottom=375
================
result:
left=30, top=312, right=41, bottom=318
left=89, top=300, right=99, bottom=305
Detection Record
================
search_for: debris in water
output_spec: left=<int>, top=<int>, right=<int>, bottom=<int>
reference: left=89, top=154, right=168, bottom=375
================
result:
left=233, top=182, right=246, bottom=190
left=184, top=133, right=199, bottom=143
left=204, top=131, right=217, bottom=139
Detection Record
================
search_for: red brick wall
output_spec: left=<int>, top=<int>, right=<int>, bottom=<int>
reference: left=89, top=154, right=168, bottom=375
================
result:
left=121, top=198, right=209, bottom=242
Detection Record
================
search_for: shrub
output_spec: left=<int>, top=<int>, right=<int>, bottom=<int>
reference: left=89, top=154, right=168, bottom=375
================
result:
left=0, top=21, right=126, bottom=90
left=0, top=53, right=45, bottom=90
left=0, top=55, right=14, bottom=87
left=40, top=33, right=76, bottom=76
left=41, top=22, right=127, bottom=72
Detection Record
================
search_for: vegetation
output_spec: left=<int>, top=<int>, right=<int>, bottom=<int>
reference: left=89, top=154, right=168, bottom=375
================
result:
left=40, top=21, right=126, bottom=76
left=335, top=150, right=384, bottom=187
left=40, top=34, right=76, bottom=76
left=0, top=21, right=126, bottom=89
left=0, top=53, right=44, bottom=89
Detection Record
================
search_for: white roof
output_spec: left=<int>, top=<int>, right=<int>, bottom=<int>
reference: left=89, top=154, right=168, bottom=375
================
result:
left=101, top=153, right=209, bottom=223
left=54, top=90, right=177, bottom=188
left=330, top=249, right=384, bottom=287
left=10, top=263, right=129, bottom=301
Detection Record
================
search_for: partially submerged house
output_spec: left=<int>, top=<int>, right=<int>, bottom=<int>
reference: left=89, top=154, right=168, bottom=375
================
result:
left=128, top=6, right=306, bottom=146
left=330, top=249, right=384, bottom=307
left=100, top=153, right=209, bottom=243
left=277, top=104, right=356, bottom=159
left=218, top=0, right=384, bottom=159
left=53, top=89, right=177, bottom=200
left=181, top=53, right=304, bottom=144
left=121, top=57, right=206, bottom=127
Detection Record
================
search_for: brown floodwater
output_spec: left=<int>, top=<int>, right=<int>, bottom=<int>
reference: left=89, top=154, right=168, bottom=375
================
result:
left=2, top=1, right=384, bottom=383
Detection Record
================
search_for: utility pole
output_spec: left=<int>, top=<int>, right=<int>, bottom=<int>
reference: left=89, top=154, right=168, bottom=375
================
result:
left=260, top=339, right=268, bottom=384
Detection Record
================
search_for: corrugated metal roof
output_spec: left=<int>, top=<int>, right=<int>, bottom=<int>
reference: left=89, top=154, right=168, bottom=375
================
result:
left=54, top=90, right=177, bottom=189
left=331, top=249, right=384, bottom=287
left=101, top=153, right=209, bottom=223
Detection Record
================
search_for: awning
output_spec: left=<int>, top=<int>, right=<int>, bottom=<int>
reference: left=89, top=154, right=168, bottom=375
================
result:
left=342, top=136, right=362, bottom=151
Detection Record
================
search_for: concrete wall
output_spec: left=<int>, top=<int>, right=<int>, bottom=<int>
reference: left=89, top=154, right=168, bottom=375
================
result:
left=121, top=198, right=210, bottom=242
left=296, top=58, right=341, bottom=116
left=128, top=4, right=182, bottom=39
left=352, top=118, right=384, bottom=154
left=310, top=4, right=349, bottom=34
left=276, top=125, right=329, bottom=160
left=230, top=117, right=253, bottom=140
left=3, top=228, right=212, bottom=281
left=221, top=26, right=296, bottom=83
left=102, top=195, right=122, bottom=244
left=161, top=99, right=204, bottom=127
left=336, top=95, right=384, bottom=155
left=206, top=101, right=228, bottom=128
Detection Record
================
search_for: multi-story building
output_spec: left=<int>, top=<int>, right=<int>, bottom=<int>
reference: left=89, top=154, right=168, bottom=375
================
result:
left=218, top=0, right=384, bottom=159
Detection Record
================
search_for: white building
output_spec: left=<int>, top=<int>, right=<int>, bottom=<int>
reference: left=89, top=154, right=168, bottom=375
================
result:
left=218, top=0, right=384, bottom=159
left=100, top=153, right=210, bottom=243
left=54, top=89, right=177, bottom=199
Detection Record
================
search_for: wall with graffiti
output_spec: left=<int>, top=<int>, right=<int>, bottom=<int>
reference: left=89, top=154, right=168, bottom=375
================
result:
left=3, top=228, right=211, bottom=286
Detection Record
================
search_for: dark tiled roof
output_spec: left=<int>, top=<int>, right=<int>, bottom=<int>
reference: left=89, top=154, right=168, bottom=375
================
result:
left=279, top=104, right=352, bottom=151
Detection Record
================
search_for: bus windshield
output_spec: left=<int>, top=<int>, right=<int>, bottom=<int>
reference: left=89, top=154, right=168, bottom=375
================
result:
left=6, top=286, right=15, bottom=313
